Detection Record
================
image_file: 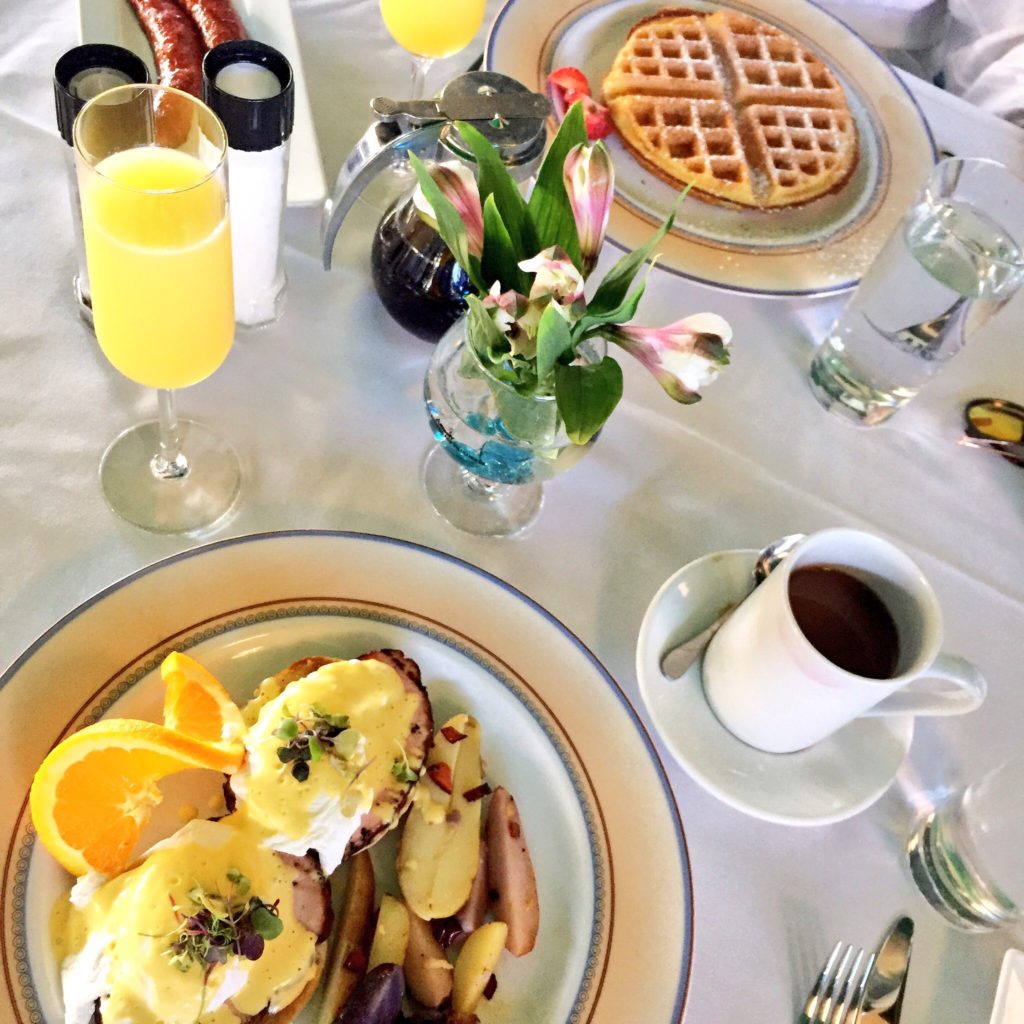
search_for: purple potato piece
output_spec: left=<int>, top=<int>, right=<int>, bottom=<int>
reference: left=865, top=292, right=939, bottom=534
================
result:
left=335, top=963, right=406, bottom=1024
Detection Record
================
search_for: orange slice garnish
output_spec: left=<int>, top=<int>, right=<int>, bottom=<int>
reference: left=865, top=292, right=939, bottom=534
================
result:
left=30, top=719, right=243, bottom=876
left=161, top=651, right=245, bottom=760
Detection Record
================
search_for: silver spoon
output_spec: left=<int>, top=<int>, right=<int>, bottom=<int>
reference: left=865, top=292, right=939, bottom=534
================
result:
left=660, top=533, right=806, bottom=679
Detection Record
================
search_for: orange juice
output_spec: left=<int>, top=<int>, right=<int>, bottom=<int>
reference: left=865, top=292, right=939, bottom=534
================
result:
left=81, top=146, right=233, bottom=390
left=379, top=0, right=486, bottom=57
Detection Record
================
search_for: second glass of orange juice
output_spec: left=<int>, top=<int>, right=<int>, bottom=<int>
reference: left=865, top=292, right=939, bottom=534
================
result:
left=74, top=84, right=240, bottom=534
left=380, top=0, right=486, bottom=97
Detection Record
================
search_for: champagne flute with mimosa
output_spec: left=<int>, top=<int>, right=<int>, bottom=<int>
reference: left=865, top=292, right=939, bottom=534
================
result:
left=380, top=0, right=487, bottom=99
left=74, top=83, right=240, bottom=533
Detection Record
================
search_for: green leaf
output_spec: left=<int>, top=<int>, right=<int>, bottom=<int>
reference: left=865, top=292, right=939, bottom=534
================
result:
left=527, top=102, right=587, bottom=269
left=250, top=904, right=283, bottom=940
left=465, top=294, right=516, bottom=380
left=455, top=120, right=538, bottom=263
left=481, top=195, right=527, bottom=294
left=587, top=184, right=691, bottom=315
left=555, top=357, right=624, bottom=444
left=333, top=728, right=361, bottom=760
left=535, top=303, right=574, bottom=382
left=391, top=759, right=419, bottom=784
left=274, top=718, right=298, bottom=741
left=227, top=869, right=251, bottom=897
left=577, top=277, right=648, bottom=334
left=409, top=153, right=487, bottom=293
left=307, top=735, right=324, bottom=761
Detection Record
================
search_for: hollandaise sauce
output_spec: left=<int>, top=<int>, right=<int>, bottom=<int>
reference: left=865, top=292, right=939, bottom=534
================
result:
left=233, top=659, right=425, bottom=875
left=59, top=816, right=318, bottom=1024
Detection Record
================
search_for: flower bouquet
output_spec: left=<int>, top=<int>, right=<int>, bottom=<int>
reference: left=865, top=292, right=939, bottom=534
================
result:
left=412, top=102, right=731, bottom=535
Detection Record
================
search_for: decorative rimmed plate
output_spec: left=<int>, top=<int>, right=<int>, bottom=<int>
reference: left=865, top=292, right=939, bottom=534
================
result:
left=636, top=549, right=914, bottom=826
left=486, top=0, right=936, bottom=295
left=0, top=531, right=691, bottom=1024
left=79, top=0, right=327, bottom=205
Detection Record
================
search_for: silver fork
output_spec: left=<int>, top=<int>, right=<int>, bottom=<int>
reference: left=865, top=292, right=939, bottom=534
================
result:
left=799, top=941, right=878, bottom=1024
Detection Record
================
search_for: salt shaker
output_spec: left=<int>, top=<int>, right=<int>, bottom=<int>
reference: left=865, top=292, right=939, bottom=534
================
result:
left=54, top=45, right=149, bottom=325
left=203, top=40, right=294, bottom=328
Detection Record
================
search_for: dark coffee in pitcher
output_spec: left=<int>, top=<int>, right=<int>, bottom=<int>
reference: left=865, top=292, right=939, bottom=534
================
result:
left=370, top=197, right=471, bottom=343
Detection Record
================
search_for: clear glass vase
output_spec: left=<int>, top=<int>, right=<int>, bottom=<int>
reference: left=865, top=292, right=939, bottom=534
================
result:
left=423, top=316, right=603, bottom=536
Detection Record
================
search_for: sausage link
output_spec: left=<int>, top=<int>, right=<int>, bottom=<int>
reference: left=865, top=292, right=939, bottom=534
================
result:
left=179, top=0, right=248, bottom=49
left=125, top=0, right=205, bottom=97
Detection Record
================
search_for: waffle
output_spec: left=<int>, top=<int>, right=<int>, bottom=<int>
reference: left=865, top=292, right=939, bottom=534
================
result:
left=740, top=104, right=857, bottom=206
left=706, top=10, right=847, bottom=110
left=601, top=8, right=858, bottom=208
left=602, top=9, right=723, bottom=101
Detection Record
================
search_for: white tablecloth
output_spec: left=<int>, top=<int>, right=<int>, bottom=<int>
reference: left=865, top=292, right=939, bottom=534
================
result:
left=2, top=0, right=1023, bottom=1021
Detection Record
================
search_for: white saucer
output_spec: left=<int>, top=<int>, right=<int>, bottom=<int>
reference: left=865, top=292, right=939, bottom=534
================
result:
left=636, top=550, right=914, bottom=827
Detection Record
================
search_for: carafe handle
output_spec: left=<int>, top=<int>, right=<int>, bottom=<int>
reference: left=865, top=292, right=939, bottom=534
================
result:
left=321, top=120, right=443, bottom=269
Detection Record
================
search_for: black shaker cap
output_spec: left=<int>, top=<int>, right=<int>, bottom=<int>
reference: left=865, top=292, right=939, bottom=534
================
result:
left=202, top=40, right=294, bottom=152
left=54, top=44, right=150, bottom=145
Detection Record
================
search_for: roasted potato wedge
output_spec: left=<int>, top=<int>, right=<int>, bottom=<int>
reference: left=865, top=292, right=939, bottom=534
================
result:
left=397, top=715, right=482, bottom=920
left=486, top=787, right=539, bottom=956
left=455, top=844, right=489, bottom=940
left=367, top=894, right=410, bottom=971
left=404, top=910, right=454, bottom=1008
left=451, top=921, right=508, bottom=1021
left=317, top=853, right=375, bottom=1024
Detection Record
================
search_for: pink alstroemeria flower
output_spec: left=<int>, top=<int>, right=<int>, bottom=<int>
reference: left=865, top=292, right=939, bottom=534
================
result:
left=563, top=142, right=614, bottom=275
left=482, top=281, right=525, bottom=333
left=611, top=313, right=732, bottom=403
left=412, top=161, right=484, bottom=258
left=519, top=246, right=585, bottom=306
left=482, top=282, right=538, bottom=358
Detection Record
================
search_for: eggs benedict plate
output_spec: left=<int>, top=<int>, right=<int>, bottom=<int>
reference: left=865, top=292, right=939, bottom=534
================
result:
left=2, top=532, right=691, bottom=1024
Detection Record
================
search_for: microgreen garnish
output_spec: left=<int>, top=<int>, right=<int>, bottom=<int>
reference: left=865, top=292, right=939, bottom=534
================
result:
left=391, top=745, right=419, bottom=785
left=276, top=705, right=359, bottom=782
left=165, top=870, right=282, bottom=976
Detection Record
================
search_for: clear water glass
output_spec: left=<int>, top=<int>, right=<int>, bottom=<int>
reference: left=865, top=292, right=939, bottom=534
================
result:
left=908, top=756, right=1024, bottom=933
left=809, top=158, right=1024, bottom=425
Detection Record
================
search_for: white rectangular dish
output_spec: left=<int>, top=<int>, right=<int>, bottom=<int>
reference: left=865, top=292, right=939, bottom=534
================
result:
left=78, top=0, right=327, bottom=205
left=989, top=949, right=1024, bottom=1024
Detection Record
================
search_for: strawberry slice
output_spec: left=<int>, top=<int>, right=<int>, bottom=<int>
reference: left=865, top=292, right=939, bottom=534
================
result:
left=581, top=95, right=614, bottom=140
left=546, top=65, right=614, bottom=141
left=546, top=65, right=591, bottom=120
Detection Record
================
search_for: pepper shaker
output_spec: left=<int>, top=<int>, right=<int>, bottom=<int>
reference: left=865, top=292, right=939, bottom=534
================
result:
left=54, top=45, right=150, bottom=325
left=203, top=40, right=294, bottom=328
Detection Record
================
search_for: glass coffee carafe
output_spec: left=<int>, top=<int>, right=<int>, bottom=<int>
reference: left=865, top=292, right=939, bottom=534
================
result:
left=322, top=71, right=547, bottom=342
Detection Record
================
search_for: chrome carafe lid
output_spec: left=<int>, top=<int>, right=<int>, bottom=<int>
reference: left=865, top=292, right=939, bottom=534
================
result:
left=321, top=71, right=548, bottom=269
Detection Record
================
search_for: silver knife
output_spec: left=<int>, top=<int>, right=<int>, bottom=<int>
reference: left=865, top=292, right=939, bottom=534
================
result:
left=859, top=917, right=914, bottom=1023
